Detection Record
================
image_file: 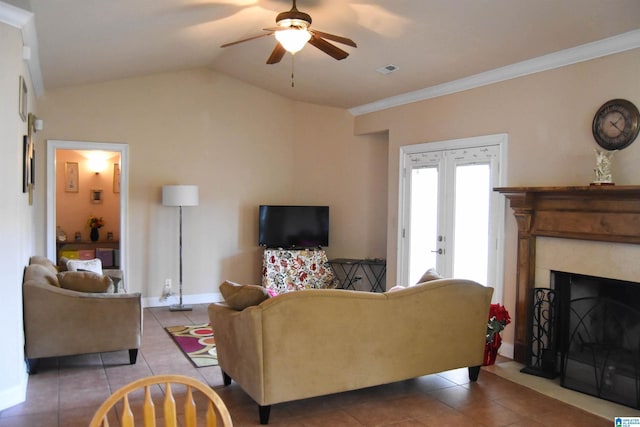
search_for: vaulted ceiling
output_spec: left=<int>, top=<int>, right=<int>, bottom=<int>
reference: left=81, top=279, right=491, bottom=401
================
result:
left=16, top=0, right=640, bottom=112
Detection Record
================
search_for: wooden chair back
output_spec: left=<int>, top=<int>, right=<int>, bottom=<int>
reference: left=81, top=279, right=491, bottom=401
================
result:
left=89, top=374, right=233, bottom=427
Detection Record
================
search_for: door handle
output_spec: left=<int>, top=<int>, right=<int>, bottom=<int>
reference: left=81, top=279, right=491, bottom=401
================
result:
left=431, top=248, right=443, bottom=254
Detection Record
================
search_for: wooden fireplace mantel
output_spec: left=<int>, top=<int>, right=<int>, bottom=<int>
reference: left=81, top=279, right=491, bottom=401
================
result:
left=494, top=185, right=640, bottom=362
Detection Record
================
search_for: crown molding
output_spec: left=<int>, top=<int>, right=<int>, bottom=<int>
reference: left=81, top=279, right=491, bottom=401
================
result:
left=349, top=29, right=640, bottom=117
left=0, top=2, right=44, bottom=97
left=0, top=1, right=30, bottom=27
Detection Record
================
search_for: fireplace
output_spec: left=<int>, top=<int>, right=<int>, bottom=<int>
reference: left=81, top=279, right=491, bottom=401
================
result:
left=495, top=186, right=640, bottom=408
left=553, top=271, right=640, bottom=409
left=495, top=185, right=640, bottom=363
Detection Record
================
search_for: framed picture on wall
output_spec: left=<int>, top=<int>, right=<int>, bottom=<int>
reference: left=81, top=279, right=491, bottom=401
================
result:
left=113, top=163, right=120, bottom=193
left=65, top=162, right=79, bottom=192
left=22, top=135, right=29, bottom=193
left=19, top=76, right=27, bottom=122
left=90, top=189, right=103, bottom=204
left=30, top=143, right=35, bottom=187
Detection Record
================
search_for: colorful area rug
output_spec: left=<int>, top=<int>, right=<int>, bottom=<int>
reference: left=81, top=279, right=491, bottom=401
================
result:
left=166, top=323, right=218, bottom=368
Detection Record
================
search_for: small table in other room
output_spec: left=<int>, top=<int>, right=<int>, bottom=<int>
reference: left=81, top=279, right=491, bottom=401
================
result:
left=329, top=258, right=386, bottom=292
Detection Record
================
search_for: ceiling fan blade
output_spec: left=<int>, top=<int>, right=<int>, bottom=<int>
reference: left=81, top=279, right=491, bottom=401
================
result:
left=221, top=32, right=272, bottom=48
left=308, top=35, right=349, bottom=60
left=266, top=43, right=286, bottom=64
left=310, top=30, right=357, bottom=48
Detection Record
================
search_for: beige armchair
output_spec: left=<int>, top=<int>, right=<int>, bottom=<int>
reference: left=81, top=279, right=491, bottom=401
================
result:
left=23, top=257, right=142, bottom=373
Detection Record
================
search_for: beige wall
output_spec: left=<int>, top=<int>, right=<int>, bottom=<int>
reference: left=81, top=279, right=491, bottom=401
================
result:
left=0, top=21, right=38, bottom=409
left=36, top=68, right=387, bottom=302
left=291, top=102, right=388, bottom=258
left=354, top=48, right=640, bottom=348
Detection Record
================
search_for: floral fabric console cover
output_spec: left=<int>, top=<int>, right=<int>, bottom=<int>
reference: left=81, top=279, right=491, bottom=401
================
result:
left=262, top=249, right=338, bottom=295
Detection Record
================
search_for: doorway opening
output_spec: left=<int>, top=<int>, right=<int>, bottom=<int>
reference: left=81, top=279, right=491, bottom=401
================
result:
left=46, top=140, right=129, bottom=276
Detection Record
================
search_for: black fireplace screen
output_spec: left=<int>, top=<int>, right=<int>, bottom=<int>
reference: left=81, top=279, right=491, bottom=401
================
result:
left=562, top=296, right=640, bottom=409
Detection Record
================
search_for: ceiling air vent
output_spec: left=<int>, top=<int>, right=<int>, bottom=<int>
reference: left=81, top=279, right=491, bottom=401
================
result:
left=376, top=64, right=399, bottom=75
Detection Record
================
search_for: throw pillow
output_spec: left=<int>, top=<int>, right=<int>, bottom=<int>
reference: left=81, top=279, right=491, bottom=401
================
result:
left=416, top=267, right=443, bottom=284
left=66, top=258, right=103, bottom=275
left=220, top=280, right=269, bottom=310
left=57, top=271, right=114, bottom=293
left=387, top=285, right=406, bottom=292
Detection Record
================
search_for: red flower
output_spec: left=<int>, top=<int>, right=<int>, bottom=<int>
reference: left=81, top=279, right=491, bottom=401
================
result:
left=489, top=303, right=511, bottom=325
left=487, top=303, right=510, bottom=343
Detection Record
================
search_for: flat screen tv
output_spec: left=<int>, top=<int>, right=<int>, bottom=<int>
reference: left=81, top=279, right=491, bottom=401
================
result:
left=258, top=205, right=329, bottom=248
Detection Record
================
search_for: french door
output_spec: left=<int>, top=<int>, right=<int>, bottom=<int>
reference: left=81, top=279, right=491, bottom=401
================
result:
left=398, top=135, right=506, bottom=301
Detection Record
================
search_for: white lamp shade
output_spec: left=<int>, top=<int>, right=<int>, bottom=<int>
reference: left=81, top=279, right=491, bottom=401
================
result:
left=275, top=28, right=311, bottom=54
left=162, top=185, right=199, bottom=207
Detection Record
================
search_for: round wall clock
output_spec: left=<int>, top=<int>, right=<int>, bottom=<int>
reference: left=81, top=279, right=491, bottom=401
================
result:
left=592, top=98, right=640, bottom=150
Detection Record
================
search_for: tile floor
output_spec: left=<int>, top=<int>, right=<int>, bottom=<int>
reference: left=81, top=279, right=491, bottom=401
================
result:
left=0, top=304, right=615, bottom=426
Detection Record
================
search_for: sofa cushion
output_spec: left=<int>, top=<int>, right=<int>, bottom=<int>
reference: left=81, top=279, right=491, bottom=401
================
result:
left=416, top=267, right=443, bottom=284
left=58, top=256, right=70, bottom=271
left=57, top=271, right=114, bottom=293
left=220, top=280, right=269, bottom=310
left=67, top=258, right=103, bottom=275
left=24, top=264, right=60, bottom=287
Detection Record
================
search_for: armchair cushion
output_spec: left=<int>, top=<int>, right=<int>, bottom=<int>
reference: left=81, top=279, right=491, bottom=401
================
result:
left=67, top=258, right=103, bottom=275
left=57, top=271, right=114, bottom=293
left=219, top=280, right=269, bottom=311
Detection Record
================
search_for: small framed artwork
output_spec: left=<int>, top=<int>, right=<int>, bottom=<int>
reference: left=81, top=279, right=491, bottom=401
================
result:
left=113, top=163, right=120, bottom=193
left=90, top=189, right=103, bottom=204
left=29, top=142, right=35, bottom=187
left=19, top=76, right=27, bottom=122
left=22, top=135, right=29, bottom=193
left=65, top=162, right=79, bottom=192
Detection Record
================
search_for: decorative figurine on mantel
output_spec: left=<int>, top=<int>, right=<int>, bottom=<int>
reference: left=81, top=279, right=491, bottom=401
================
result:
left=592, top=149, right=615, bottom=185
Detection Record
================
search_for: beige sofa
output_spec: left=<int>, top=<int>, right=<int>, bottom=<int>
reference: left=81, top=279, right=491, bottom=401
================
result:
left=23, top=256, right=142, bottom=373
left=208, top=278, right=493, bottom=424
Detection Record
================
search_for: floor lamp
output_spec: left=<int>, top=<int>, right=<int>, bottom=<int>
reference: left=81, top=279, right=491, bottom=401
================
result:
left=162, top=185, right=199, bottom=311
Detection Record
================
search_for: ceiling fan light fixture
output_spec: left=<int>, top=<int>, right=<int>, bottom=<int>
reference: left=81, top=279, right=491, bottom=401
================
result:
left=275, top=27, right=311, bottom=54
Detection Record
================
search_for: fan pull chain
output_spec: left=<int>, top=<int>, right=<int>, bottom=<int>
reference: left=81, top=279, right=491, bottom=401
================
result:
left=291, top=55, right=295, bottom=88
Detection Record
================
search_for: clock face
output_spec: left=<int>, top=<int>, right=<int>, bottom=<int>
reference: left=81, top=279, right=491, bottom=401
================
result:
left=592, top=99, right=640, bottom=150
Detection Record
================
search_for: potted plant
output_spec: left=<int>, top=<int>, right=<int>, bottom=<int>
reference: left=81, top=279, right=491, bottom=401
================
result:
left=483, top=303, right=511, bottom=366
left=87, top=215, right=105, bottom=242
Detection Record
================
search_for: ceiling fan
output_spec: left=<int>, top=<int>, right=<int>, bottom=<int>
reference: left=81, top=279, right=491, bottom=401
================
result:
left=221, top=0, right=357, bottom=64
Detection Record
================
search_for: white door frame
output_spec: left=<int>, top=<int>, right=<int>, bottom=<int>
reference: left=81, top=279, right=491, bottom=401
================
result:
left=398, top=133, right=508, bottom=303
left=46, top=140, right=129, bottom=276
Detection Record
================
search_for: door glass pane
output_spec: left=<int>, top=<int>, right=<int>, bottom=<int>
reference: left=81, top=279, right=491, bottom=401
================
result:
left=453, top=164, right=490, bottom=285
left=409, top=167, right=438, bottom=285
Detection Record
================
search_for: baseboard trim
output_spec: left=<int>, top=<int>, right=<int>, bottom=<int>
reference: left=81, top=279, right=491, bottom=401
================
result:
left=0, top=367, right=28, bottom=412
left=142, top=292, right=222, bottom=308
left=498, top=342, right=515, bottom=360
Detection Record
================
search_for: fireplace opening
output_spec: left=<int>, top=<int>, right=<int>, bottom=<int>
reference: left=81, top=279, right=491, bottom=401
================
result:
left=552, top=271, right=640, bottom=409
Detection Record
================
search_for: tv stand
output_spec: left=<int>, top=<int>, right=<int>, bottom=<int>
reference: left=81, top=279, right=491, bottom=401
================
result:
left=262, top=248, right=338, bottom=294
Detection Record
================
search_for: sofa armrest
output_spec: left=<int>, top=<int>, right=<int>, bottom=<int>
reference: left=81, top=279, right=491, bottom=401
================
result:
left=103, top=268, right=124, bottom=292
left=23, top=279, right=142, bottom=359
left=208, top=302, right=265, bottom=403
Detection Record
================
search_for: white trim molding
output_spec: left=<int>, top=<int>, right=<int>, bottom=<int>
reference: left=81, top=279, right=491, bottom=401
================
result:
left=350, top=29, right=640, bottom=116
left=0, top=1, right=44, bottom=96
